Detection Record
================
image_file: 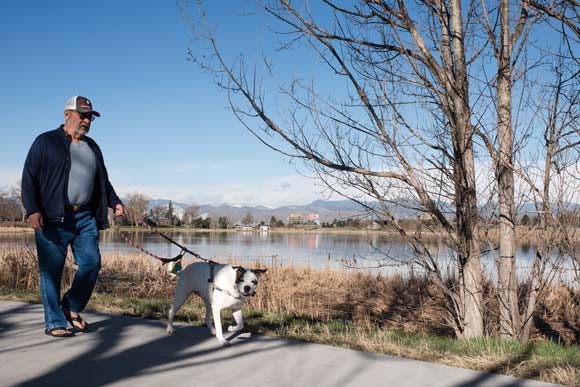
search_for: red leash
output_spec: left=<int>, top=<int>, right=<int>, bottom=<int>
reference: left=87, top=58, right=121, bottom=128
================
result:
left=113, top=214, right=216, bottom=265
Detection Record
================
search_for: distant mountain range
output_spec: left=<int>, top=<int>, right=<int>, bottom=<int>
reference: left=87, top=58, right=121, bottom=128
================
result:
left=145, top=199, right=373, bottom=222
left=1, top=190, right=572, bottom=223
left=142, top=198, right=567, bottom=223
left=145, top=198, right=448, bottom=222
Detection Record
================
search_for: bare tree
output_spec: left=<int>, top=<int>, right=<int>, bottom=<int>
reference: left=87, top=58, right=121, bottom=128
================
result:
left=166, top=200, right=175, bottom=226
left=11, top=181, right=26, bottom=222
left=0, top=193, right=23, bottom=221
left=241, top=211, right=254, bottom=227
left=149, top=205, right=166, bottom=225
left=467, top=0, right=534, bottom=340
left=470, top=0, right=580, bottom=341
left=124, top=192, right=150, bottom=226
left=184, top=0, right=487, bottom=337
left=530, top=0, right=580, bottom=64
left=183, top=0, right=577, bottom=339
left=183, top=203, right=199, bottom=226
left=513, top=41, right=580, bottom=340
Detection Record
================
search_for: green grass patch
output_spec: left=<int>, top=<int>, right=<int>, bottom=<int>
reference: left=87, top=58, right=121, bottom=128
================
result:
left=0, top=287, right=41, bottom=303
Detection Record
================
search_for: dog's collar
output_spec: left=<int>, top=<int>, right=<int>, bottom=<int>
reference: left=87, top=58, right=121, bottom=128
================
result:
left=213, top=285, right=245, bottom=301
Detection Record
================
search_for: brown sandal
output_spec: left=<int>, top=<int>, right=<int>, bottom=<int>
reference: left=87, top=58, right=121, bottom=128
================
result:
left=62, top=308, right=88, bottom=332
left=45, top=327, right=74, bottom=337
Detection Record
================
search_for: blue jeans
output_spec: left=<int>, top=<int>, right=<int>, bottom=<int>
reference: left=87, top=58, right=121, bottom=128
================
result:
left=35, top=209, right=101, bottom=330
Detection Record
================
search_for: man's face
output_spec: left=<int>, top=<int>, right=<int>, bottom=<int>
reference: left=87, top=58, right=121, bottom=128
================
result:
left=65, top=110, right=93, bottom=138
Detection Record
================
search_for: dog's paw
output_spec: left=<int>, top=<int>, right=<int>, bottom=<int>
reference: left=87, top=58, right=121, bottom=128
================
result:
left=217, top=337, right=229, bottom=347
left=227, top=325, right=243, bottom=332
left=166, top=325, right=175, bottom=335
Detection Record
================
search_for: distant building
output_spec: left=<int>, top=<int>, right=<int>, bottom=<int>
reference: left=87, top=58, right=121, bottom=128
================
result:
left=233, top=222, right=258, bottom=231
left=287, top=213, right=320, bottom=226
left=287, top=213, right=304, bottom=225
left=304, top=214, right=320, bottom=225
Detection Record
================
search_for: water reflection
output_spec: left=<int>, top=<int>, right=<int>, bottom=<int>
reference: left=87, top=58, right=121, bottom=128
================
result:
left=0, top=230, right=568, bottom=272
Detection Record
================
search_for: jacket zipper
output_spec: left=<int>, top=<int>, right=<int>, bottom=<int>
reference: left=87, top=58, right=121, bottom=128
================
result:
left=60, top=132, right=72, bottom=223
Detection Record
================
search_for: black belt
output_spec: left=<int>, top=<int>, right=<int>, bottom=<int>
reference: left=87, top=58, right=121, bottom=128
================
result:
left=65, top=204, right=90, bottom=213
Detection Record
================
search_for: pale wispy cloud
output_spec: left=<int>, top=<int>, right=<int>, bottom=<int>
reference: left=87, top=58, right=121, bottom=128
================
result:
left=115, top=174, right=329, bottom=208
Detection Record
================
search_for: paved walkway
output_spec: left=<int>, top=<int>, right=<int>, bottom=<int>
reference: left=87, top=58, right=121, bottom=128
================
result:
left=0, top=301, right=564, bottom=387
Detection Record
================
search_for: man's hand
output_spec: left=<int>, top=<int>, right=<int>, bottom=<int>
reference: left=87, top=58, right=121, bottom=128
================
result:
left=28, top=212, right=43, bottom=231
left=114, top=204, right=126, bottom=217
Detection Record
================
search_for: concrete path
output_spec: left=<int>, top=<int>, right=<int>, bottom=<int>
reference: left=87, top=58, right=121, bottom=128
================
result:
left=0, top=301, right=564, bottom=387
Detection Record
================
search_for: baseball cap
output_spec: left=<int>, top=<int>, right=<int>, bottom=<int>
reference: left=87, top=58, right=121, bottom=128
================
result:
left=64, top=96, right=101, bottom=117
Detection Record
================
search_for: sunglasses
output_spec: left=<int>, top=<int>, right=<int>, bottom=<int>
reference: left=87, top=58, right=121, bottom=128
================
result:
left=76, top=111, right=95, bottom=121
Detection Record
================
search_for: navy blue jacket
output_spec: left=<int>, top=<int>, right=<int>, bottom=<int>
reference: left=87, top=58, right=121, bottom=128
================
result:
left=21, top=126, right=123, bottom=230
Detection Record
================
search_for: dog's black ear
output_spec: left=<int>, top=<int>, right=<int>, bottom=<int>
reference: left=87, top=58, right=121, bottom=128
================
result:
left=233, top=266, right=246, bottom=282
left=253, top=268, right=267, bottom=276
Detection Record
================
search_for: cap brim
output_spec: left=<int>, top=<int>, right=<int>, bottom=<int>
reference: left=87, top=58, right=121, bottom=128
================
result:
left=77, top=108, right=101, bottom=117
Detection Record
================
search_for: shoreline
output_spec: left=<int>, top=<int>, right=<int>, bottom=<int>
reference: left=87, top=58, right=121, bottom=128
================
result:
left=2, top=224, right=579, bottom=244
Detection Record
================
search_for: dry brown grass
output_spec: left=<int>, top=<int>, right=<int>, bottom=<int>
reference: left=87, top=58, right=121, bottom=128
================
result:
left=2, top=246, right=580, bottom=344
left=246, top=264, right=452, bottom=336
left=538, top=365, right=578, bottom=386
left=1, top=247, right=580, bottom=385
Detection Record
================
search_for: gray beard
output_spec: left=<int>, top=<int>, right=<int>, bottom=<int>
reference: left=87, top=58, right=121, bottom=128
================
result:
left=73, top=127, right=87, bottom=137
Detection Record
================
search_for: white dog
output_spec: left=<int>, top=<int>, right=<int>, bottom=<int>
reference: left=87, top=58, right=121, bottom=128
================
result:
left=166, top=262, right=266, bottom=346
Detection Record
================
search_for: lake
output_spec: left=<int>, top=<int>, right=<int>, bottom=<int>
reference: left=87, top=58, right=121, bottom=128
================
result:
left=0, top=229, right=545, bottom=274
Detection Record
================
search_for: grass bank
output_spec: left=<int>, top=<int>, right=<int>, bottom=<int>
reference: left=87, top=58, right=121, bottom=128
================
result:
left=106, top=224, right=580, bottom=245
left=0, top=247, right=579, bottom=386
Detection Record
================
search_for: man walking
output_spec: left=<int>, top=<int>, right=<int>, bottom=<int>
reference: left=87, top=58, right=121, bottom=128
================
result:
left=22, top=96, right=125, bottom=337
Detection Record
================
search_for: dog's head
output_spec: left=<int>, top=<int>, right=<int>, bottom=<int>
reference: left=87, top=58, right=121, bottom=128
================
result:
left=233, top=266, right=267, bottom=297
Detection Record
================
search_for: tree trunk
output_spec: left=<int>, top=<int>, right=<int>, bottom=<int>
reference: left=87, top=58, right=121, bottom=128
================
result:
left=519, top=253, right=542, bottom=341
left=496, top=0, right=520, bottom=339
left=460, top=241, right=484, bottom=338
left=450, top=0, right=483, bottom=338
left=452, top=116, right=483, bottom=338
left=456, top=150, right=484, bottom=338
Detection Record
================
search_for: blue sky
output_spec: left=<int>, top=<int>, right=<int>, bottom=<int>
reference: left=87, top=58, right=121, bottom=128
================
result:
left=2, top=2, right=571, bottom=210
left=0, top=1, right=325, bottom=208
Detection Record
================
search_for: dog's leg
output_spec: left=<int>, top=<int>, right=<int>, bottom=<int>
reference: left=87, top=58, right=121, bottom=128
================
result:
left=167, top=288, right=189, bottom=335
left=212, top=306, right=228, bottom=346
left=227, top=308, right=244, bottom=332
left=204, top=300, right=215, bottom=335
